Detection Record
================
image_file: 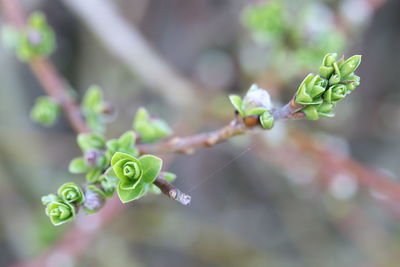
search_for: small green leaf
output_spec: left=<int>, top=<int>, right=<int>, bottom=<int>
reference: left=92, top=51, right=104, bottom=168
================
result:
left=139, top=155, right=163, bottom=184
left=118, top=131, right=136, bottom=149
left=229, top=95, right=244, bottom=116
left=77, top=133, right=105, bottom=152
left=82, top=86, right=102, bottom=112
left=117, top=182, right=145, bottom=203
left=68, top=157, right=89, bottom=174
left=245, top=107, right=268, bottom=116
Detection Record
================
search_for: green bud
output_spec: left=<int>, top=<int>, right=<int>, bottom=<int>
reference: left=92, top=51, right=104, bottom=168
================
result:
left=319, top=53, right=337, bottom=78
left=317, top=102, right=335, bottom=117
left=344, top=74, right=361, bottom=91
left=133, top=107, right=172, bottom=143
left=260, top=111, right=274, bottom=129
left=57, top=182, right=85, bottom=205
left=340, top=55, right=362, bottom=78
left=82, top=86, right=103, bottom=113
left=45, top=201, right=76, bottom=226
left=302, top=102, right=336, bottom=120
left=329, top=73, right=341, bottom=85
left=15, top=12, right=55, bottom=61
left=30, top=96, right=60, bottom=126
left=242, top=84, right=272, bottom=116
left=302, top=105, right=319, bottom=120
left=323, top=84, right=347, bottom=102
left=106, top=131, right=138, bottom=156
left=295, top=74, right=326, bottom=105
left=322, top=53, right=338, bottom=67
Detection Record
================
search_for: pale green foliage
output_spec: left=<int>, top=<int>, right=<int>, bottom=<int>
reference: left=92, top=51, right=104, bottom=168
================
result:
left=30, top=96, right=60, bottom=126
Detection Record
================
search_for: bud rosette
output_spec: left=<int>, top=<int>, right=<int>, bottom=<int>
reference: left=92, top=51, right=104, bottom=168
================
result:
left=30, top=96, right=60, bottom=126
left=16, top=12, right=55, bottom=61
left=133, top=107, right=173, bottom=143
left=57, top=182, right=85, bottom=205
left=323, top=84, right=347, bottom=102
left=110, top=152, right=162, bottom=203
left=295, top=74, right=327, bottom=105
left=45, top=201, right=76, bottom=226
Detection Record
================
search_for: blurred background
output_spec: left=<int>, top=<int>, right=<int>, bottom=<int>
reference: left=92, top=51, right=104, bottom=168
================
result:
left=1, top=0, right=400, bottom=266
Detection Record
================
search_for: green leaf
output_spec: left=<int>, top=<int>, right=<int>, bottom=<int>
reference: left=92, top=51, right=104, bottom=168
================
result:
left=228, top=95, right=244, bottom=116
left=245, top=107, right=268, bottom=116
left=77, top=133, right=105, bottom=152
left=139, top=155, right=163, bottom=184
left=133, top=107, right=172, bottom=143
left=118, top=131, right=136, bottom=149
left=30, top=96, right=60, bottom=127
left=82, top=85, right=102, bottom=113
left=117, top=182, right=145, bottom=203
left=68, top=157, right=89, bottom=174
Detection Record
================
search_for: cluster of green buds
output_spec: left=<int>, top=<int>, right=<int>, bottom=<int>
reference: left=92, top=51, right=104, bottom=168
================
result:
left=30, top=96, right=60, bottom=126
left=229, top=84, right=275, bottom=129
left=295, top=53, right=361, bottom=120
left=41, top=104, right=177, bottom=225
left=41, top=182, right=84, bottom=226
left=133, top=107, right=173, bottom=143
left=81, top=86, right=114, bottom=134
left=2, top=12, right=55, bottom=61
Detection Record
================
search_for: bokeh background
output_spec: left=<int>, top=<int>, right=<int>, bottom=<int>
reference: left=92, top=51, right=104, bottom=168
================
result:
left=1, top=0, right=400, bottom=266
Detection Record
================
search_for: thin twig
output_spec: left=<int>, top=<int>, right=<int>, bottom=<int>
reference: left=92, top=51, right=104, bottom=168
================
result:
left=154, top=174, right=191, bottom=205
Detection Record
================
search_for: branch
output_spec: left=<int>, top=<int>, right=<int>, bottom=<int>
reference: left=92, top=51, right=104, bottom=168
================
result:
left=138, top=99, right=304, bottom=155
left=154, top=174, right=191, bottom=205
